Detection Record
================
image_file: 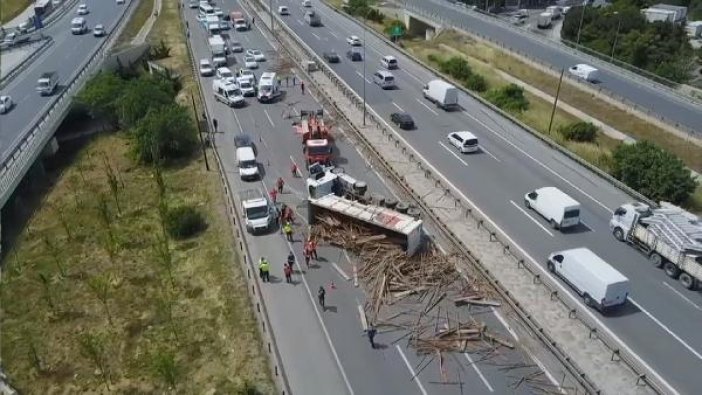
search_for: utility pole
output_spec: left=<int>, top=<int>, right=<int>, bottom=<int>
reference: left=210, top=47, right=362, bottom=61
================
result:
left=191, top=95, right=210, bottom=171
left=362, top=7, right=367, bottom=126
left=611, top=13, right=622, bottom=61
left=269, top=0, right=274, bottom=30
left=547, top=69, right=565, bottom=136
left=576, top=4, right=587, bottom=45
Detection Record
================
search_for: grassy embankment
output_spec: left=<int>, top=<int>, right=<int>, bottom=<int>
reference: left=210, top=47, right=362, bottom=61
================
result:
left=0, top=0, right=275, bottom=392
left=1, top=0, right=32, bottom=24
left=113, top=0, right=155, bottom=48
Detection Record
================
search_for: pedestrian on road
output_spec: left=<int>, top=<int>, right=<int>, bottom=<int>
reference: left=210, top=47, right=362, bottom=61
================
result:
left=212, top=118, right=218, bottom=132
left=259, top=257, right=270, bottom=283
left=307, top=238, right=318, bottom=260
left=301, top=81, right=305, bottom=95
left=186, top=21, right=189, bottom=29
left=277, top=77, right=282, bottom=87
left=276, top=177, right=285, bottom=193
left=286, top=76, right=289, bottom=86
left=283, top=221, right=294, bottom=241
left=290, top=162, right=299, bottom=177
left=318, top=286, right=326, bottom=310
left=366, top=325, right=378, bottom=349
left=252, top=16, right=255, bottom=25
left=283, top=263, right=292, bottom=283
left=303, top=248, right=311, bottom=268
left=283, top=205, right=294, bottom=224
left=293, top=76, right=297, bottom=86
left=269, top=188, right=278, bottom=204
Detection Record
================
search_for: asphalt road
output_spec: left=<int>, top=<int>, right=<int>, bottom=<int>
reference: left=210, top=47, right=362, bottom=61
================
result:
left=184, top=3, right=562, bottom=393
left=267, top=0, right=702, bottom=393
left=403, top=0, right=702, bottom=136
left=0, top=0, right=133, bottom=164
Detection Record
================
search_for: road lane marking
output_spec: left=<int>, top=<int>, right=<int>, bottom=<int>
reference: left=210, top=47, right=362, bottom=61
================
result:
left=296, top=19, right=303, bottom=25
left=328, top=31, right=338, bottom=38
left=464, top=353, right=495, bottom=392
left=509, top=200, right=554, bottom=237
left=392, top=102, right=405, bottom=112
left=396, top=345, right=429, bottom=395
left=579, top=220, right=594, bottom=233
left=232, top=110, right=244, bottom=133
left=416, top=98, right=439, bottom=115
left=402, top=69, right=425, bottom=84
left=461, top=111, right=612, bottom=214
left=289, top=155, right=301, bottom=177
left=355, top=70, right=371, bottom=84
left=663, top=281, right=702, bottom=311
left=527, top=351, right=563, bottom=389
left=491, top=308, right=519, bottom=341
left=628, top=297, right=702, bottom=361
left=311, top=32, right=321, bottom=40
left=358, top=304, right=368, bottom=330
left=438, top=141, right=468, bottom=167
left=479, top=145, right=501, bottom=162
left=264, top=109, right=275, bottom=127
left=331, top=262, right=351, bottom=281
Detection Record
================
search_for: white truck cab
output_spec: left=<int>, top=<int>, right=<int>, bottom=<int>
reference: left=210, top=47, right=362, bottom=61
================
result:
left=236, top=146, right=259, bottom=180
left=71, top=17, right=87, bottom=34
left=241, top=189, right=275, bottom=234
left=524, top=186, right=580, bottom=230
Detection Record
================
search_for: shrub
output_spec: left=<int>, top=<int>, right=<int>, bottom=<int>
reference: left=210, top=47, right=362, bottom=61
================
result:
left=116, top=75, right=176, bottom=128
left=165, top=205, right=206, bottom=239
left=149, top=40, right=171, bottom=60
left=77, top=72, right=126, bottom=126
left=439, top=56, right=473, bottom=81
left=612, top=141, right=696, bottom=204
left=427, top=54, right=441, bottom=64
left=558, top=122, right=598, bottom=142
left=485, top=84, right=529, bottom=112
left=465, top=73, right=488, bottom=92
left=131, top=104, right=198, bottom=164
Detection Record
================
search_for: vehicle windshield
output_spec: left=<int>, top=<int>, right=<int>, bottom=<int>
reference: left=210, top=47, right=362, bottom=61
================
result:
left=384, top=76, right=394, bottom=82
left=308, top=145, right=330, bottom=155
left=72, top=21, right=82, bottom=27
left=564, top=209, right=580, bottom=218
left=38, top=81, right=49, bottom=87
left=239, top=159, right=256, bottom=168
left=260, top=86, right=271, bottom=93
left=240, top=81, right=252, bottom=89
left=226, top=88, right=241, bottom=97
left=220, top=70, right=233, bottom=78
left=465, top=138, right=478, bottom=146
left=246, top=205, right=269, bottom=220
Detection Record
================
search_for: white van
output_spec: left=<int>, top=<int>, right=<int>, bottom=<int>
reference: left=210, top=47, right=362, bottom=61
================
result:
left=236, top=147, right=259, bottom=180
left=257, top=71, right=279, bottom=102
left=524, top=186, right=580, bottom=230
left=213, top=79, right=245, bottom=107
left=372, top=70, right=395, bottom=89
left=381, top=55, right=398, bottom=69
left=71, top=17, right=87, bottom=34
left=568, top=64, right=599, bottom=82
left=548, top=248, right=630, bottom=312
left=198, top=3, right=215, bottom=18
left=447, top=131, right=478, bottom=153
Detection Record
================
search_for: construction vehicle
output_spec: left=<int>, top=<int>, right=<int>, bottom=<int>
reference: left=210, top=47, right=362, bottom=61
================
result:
left=240, top=189, right=276, bottom=234
left=610, top=202, right=702, bottom=290
left=296, top=111, right=334, bottom=166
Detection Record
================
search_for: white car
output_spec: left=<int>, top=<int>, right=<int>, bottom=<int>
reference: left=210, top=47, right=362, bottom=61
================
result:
left=93, top=24, right=106, bottom=37
left=116, top=0, right=125, bottom=4
left=0, top=95, right=13, bottom=114
left=216, top=67, right=236, bottom=84
left=229, top=40, right=243, bottom=52
left=447, top=131, right=479, bottom=153
left=188, top=0, right=198, bottom=7
left=346, top=35, right=362, bottom=46
left=245, top=49, right=266, bottom=62
left=278, top=6, right=289, bottom=15
left=237, top=77, right=255, bottom=97
left=302, top=0, right=312, bottom=7
left=199, top=59, right=214, bottom=76
left=77, top=4, right=89, bottom=14
left=238, top=69, right=256, bottom=82
left=244, top=55, right=258, bottom=69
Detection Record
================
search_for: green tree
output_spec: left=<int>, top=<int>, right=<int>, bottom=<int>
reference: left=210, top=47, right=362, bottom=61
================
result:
left=77, top=72, right=126, bottom=126
left=116, top=75, right=176, bottom=129
left=612, top=141, right=696, bottom=204
left=439, top=57, right=473, bottom=81
left=485, top=84, right=529, bottom=112
left=131, top=104, right=198, bottom=164
left=558, top=122, right=598, bottom=142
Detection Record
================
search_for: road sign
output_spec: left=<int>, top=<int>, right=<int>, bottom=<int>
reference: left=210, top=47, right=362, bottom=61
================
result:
left=390, top=25, right=404, bottom=37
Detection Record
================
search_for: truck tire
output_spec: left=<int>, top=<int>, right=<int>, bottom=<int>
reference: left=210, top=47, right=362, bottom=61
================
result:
left=524, top=199, right=530, bottom=209
left=613, top=227, right=624, bottom=241
left=547, top=261, right=555, bottom=273
left=679, top=273, right=696, bottom=290
left=550, top=219, right=559, bottom=230
left=664, top=262, right=681, bottom=279
left=583, top=294, right=594, bottom=307
left=649, top=253, right=663, bottom=268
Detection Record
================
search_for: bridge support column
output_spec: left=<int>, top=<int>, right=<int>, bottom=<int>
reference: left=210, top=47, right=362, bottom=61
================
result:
left=42, top=137, right=59, bottom=157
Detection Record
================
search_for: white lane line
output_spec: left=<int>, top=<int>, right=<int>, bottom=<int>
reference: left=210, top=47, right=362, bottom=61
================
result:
left=396, top=345, right=429, bottom=395
left=527, top=351, right=563, bottom=390
left=663, top=281, right=702, bottom=311
left=355, top=70, right=371, bottom=84
left=311, top=32, right=321, bottom=40
left=243, top=34, right=250, bottom=43
left=289, top=155, right=301, bottom=177
left=416, top=98, right=439, bottom=116
left=463, top=353, right=495, bottom=392
left=402, top=69, right=424, bottom=84
left=509, top=200, right=554, bottom=237
left=263, top=109, right=275, bottom=127
left=479, top=145, right=501, bottom=162
left=331, top=262, right=351, bottom=281
left=491, top=308, right=519, bottom=341
left=438, top=141, right=469, bottom=167
left=328, top=30, right=338, bottom=38
left=628, top=297, right=702, bottom=361
left=580, top=220, right=594, bottom=233
left=461, top=111, right=612, bottom=213
left=358, top=304, right=368, bottom=330
left=392, top=102, right=405, bottom=112
left=232, top=110, right=244, bottom=133
left=296, top=19, right=303, bottom=25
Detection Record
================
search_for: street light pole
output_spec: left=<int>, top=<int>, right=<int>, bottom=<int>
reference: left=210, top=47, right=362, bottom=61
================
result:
left=269, top=0, right=274, bottom=30
left=576, top=4, right=587, bottom=45
left=362, top=9, right=367, bottom=126
left=611, top=13, right=621, bottom=61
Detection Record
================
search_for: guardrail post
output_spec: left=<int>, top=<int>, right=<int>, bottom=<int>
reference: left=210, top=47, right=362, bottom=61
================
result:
left=636, top=374, right=647, bottom=386
left=589, top=327, right=597, bottom=339
left=533, top=273, right=540, bottom=284
left=611, top=349, right=621, bottom=362
left=569, top=309, right=577, bottom=319
left=550, top=290, right=558, bottom=300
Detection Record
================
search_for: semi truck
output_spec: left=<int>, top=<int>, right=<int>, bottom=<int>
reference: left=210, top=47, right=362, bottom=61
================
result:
left=422, top=80, right=458, bottom=110
left=610, top=202, right=702, bottom=290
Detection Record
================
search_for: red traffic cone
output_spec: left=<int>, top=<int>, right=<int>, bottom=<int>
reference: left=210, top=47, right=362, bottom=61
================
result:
left=330, top=281, right=336, bottom=290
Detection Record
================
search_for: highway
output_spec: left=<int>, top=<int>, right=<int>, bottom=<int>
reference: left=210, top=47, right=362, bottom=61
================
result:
left=0, top=0, right=133, bottom=164
left=263, top=0, right=702, bottom=393
left=184, top=2, right=565, bottom=393
left=402, top=0, right=702, bottom=135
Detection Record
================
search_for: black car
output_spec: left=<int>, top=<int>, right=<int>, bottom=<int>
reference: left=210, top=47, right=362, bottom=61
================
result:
left=346, top=49, right=363, bottom=62
left=234, top=133, right=258, bottom=154
left=323, top=51, right=340, bottom=63
left=390, top=112, right=415, bottom=130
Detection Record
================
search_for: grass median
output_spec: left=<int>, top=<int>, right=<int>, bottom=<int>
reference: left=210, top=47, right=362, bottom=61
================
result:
left=0, top=0, right=275, bottom=392
left=1, top=0, right=32, bottom=24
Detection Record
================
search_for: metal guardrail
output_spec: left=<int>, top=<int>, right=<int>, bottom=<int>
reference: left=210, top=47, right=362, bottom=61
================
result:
left=178, top=5, right=292, bottom=395
left=252, top=1, right=667, bottom=393
left=0, top=0, right=139, bottom=209
left=0, top=37, right=54, bottom=89
left=402, top=1, right=701, bottom=138
left=2, top=0, right=81, bottom=37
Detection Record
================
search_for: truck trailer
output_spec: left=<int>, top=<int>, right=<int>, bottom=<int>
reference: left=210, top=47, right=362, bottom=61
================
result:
left=610, top=202, right=702, bottom=290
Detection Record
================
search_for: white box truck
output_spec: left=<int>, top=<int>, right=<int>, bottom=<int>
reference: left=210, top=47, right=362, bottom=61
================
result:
left=422, top=79, right=458, bottom=111
left=547, top=248, right=630, bottom=312
left=568, top=64, right=600, bottom=82
left=537, top=12, right=552, bottom=28
left=524, top=186, right=580, bottom=230
left=240, top=189, right=276, bottom=234
left=610, top=202, right=702, bottom=290
left=209, top=35, right=227, bottom=66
